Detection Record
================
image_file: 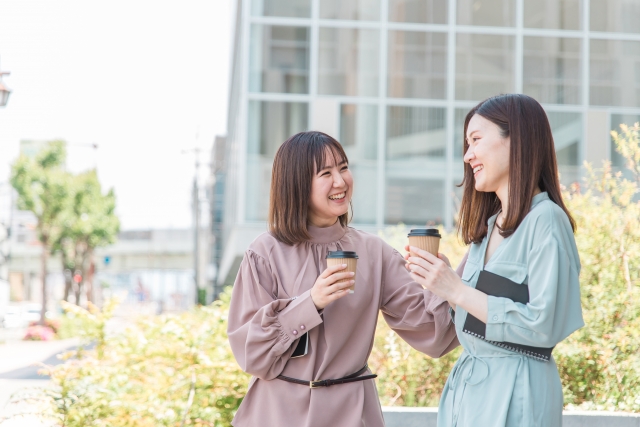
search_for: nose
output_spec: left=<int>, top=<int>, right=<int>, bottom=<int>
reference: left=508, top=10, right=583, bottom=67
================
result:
left=463, top=144, right=475, bottom=164
left=332, top=169, right=345, bottom=187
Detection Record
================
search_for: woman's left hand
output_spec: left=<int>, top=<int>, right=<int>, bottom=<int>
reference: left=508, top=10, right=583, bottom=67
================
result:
left=404, top=245, right=464, bottom=303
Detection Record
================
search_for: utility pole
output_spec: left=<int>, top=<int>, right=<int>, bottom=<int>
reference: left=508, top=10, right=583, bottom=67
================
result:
left=184, top=147, right=202, bottom=305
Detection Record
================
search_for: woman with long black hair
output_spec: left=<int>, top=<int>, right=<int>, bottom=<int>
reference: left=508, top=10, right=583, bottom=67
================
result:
left=407, top=94, right=584, bottom=427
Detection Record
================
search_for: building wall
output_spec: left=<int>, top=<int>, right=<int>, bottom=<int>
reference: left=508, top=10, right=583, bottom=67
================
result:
left=217, top=0, right=640, bottom=287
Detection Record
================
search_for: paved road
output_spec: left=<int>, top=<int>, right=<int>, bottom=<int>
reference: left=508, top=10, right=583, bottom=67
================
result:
left=0, top=337, right=80, bottom=427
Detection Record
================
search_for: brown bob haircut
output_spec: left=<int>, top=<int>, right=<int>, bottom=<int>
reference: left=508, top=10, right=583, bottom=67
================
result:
left=268, top=131, right=351, bottom=245
left=458, top=94, right=576, bottom=244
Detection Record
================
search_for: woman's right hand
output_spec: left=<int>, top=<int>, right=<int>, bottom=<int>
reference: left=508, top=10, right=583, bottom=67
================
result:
left=310, top=264, right=355, bottom=310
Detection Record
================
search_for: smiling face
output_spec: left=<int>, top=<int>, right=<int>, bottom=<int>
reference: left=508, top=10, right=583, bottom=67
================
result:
left=308, top=148, right=353, bottom=227
left=463, top=114, right=511, bottom=195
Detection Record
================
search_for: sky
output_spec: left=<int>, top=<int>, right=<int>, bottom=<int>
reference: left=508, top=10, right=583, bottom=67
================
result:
left=0, top=0, right=232, bottom=230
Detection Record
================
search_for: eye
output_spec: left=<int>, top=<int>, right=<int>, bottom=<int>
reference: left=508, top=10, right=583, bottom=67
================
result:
left=341, top=165, right=349, bottom=171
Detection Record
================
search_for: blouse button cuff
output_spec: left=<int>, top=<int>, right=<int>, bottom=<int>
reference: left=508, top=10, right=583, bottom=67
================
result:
left=292, top=330, right=298, bottom=335
left=300, top=325, right=305, bottom=330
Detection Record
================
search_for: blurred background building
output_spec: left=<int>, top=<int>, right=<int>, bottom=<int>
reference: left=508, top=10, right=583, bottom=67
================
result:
left=212, top=0, right=640, bottom=289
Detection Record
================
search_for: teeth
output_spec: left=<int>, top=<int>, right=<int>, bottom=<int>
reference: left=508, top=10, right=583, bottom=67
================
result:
left=329, top=192, right=346, bottom=200
left=473, top=165, right=484, bottom=174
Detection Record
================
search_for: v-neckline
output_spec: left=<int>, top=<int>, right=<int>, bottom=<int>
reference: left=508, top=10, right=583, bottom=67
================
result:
left=483, top=214, right=507, bottom=269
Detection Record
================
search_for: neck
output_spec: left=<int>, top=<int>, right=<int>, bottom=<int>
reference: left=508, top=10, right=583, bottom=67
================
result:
left=308, top=215, right=339, bottom=228
left=495, top=185, right=543, bottom=223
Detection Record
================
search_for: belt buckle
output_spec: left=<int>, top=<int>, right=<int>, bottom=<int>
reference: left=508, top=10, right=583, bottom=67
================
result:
left=309, top=380, right=323, bottom=389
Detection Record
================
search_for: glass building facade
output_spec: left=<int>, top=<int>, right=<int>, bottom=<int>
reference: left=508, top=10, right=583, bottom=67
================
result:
left=218, top=0, right=640, bottom=284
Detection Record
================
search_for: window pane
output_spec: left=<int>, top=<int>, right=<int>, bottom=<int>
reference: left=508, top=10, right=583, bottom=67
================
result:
left=389, top=0, right=448, bottom=24
left=523, top=37, right=582, bottom=105
left=246, top=101, right=309, bottom=221
left=457, top=0, right=515, bottom=27
left=590, top=40, right=640, bottom=107
left=319, top=0, right=380, bottom=20
left=251, top=0, right=311, bottom=17
left=388, top=31, right=447, bottom=99
left=546, top=111, right=581, bottom=186
left=456, top=34, right=515, bottom=101
left=385, top=106, right=446, bottom=225
left=610, top=114, right=640, bottom=180
left=340, top=104, right=378, bottom=224
left=591, top=0, right=640, bottom=34
left=454, top=108, right=469, bottom=160
left=523, top=0, right=582, bottom=30
left=249, top=25, right=310, bottom=94
left=386, top=178, right=444, bottom=225
left=318, top=28, right=379, bottom=96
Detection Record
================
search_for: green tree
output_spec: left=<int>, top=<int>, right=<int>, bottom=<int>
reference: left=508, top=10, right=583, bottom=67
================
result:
left=53, top=170, right=120, bottom=304
left=10, top=140, right=71, bottom=324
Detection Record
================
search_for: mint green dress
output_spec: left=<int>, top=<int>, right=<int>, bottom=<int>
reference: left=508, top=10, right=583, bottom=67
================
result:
left=438, top=192, right=584, bottom=427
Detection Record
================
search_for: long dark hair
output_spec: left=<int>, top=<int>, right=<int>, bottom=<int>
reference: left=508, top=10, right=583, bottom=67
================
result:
left=268, top=131, right=351, bottom=245
left=457, top=94, right=576, bottom=244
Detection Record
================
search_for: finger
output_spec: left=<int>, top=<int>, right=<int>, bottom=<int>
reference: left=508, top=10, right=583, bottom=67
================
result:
left=325, top=271, right=355, bottom=285
left=409, top=246, right=441, bottom=264
left=438, top=253, right=453, bottom=269
left=408, top=256, right=434, bottom=272
left=320, top=263, right=347, bottom=278
left=407, top=262, right=429, bottom=279
left=328, top=279, right=355, bottom=292
left=327, top=288, right=350, bottom=302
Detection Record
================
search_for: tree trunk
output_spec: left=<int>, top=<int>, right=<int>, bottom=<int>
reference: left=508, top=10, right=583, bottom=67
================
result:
left=40, top=238, right=48, bottom=325
left=85, top=247, right=95, bottom=304
left=62, top=249, right=73, bottom=302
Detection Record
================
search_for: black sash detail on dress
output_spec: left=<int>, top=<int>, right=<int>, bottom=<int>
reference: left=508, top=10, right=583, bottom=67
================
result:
left=462, top=270, right=554, bottom=362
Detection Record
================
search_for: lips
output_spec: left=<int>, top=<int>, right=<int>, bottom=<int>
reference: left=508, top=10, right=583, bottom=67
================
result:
left=472, top=165, right=484, bottom=177
left=328, top=192, right=346, bottom=200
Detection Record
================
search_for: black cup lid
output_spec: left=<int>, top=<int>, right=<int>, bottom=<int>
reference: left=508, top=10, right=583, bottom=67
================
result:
left=326, top=250, right=358, bottom=259
left=407, top=228, right=441, bottom=238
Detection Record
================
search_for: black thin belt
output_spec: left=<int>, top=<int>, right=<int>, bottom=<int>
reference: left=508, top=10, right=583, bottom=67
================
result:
left=276, top=365, right=377, bottom=389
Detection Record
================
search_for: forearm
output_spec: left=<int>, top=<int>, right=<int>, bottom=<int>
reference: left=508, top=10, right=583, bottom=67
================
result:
left=452, top=286, right=488, bottom=323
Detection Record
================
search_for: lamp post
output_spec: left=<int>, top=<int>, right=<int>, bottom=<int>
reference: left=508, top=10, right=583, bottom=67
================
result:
left=0, top=58, right=11, bottom=108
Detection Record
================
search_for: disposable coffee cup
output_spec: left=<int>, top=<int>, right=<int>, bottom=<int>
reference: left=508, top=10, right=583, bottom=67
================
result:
left=326, top=251, right=358, bottom=294
left=408, top=229, right=441, bottom=258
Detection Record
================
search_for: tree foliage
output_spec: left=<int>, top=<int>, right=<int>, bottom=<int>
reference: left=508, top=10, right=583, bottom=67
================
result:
left=10, top=141, right=71, bottom=323
left=53, top=170, right=120, bottom=303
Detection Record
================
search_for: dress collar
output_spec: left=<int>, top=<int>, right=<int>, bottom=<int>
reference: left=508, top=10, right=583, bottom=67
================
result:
left=307, top=220, right=347, bottom=244
left=487, top=191, right=550, bottom=226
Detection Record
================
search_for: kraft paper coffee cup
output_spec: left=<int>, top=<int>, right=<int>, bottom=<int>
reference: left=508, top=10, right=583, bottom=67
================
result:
left=326, top=251, right=358, bottom=294
left=408, top=229, right=441, bottom=258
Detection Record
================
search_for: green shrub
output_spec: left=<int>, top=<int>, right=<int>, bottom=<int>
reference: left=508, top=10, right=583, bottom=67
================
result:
left=41, top=292, right=248, bottom=427
left=22, top=124, right=640, bottom=424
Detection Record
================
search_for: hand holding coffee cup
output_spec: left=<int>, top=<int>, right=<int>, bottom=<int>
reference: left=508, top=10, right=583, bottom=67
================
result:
left=407, top=229, right=441, bottom=257
left=310, top=252, right=358, bottom=310
left=326, top=251, right=358, bottom=293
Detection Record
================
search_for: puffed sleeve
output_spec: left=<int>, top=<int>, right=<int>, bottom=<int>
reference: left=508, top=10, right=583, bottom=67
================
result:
left=227, top=250, right=323, bottom=380
left=484, top=237, right=584, bottom=347
left=380, top=245, right=459, bottom=358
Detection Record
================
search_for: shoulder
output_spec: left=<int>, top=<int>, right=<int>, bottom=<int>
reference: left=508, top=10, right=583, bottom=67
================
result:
left=246, top=232, right=283, bottom=262
left=527, top=199, right=572, bottom=235
left=345, top=227, right=403, bottom=257
left=525, top=199, right=577, bottom=256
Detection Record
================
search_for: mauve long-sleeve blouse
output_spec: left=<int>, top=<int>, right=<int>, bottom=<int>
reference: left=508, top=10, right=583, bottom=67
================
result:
left=227, top=221, right=458, bottom=427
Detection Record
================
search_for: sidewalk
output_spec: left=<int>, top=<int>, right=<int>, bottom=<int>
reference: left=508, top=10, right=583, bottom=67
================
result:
left=0, top=337, right=79, bottom=427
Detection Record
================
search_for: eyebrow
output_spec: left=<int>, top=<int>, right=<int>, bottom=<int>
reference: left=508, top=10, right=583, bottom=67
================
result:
left=319, top=160, right=348, bottom=172
left=466, top=130, right=479, bottom=140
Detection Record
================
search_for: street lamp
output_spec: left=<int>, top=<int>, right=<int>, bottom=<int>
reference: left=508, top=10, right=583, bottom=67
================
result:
left=0, top=58, right=11, bottom=108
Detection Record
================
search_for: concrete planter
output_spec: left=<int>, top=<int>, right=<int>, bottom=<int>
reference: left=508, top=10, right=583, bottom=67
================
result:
left=381, top=407, right=640, bottom=427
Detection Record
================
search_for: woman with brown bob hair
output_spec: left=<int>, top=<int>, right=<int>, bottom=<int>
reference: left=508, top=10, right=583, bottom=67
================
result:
left=406, top=94, right=584, bottom=427
left=227, top=131, right=458, bottom=427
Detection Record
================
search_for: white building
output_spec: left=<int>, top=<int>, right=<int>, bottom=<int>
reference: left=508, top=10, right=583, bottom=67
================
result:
left=214, top=0, right=640, bottom=288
